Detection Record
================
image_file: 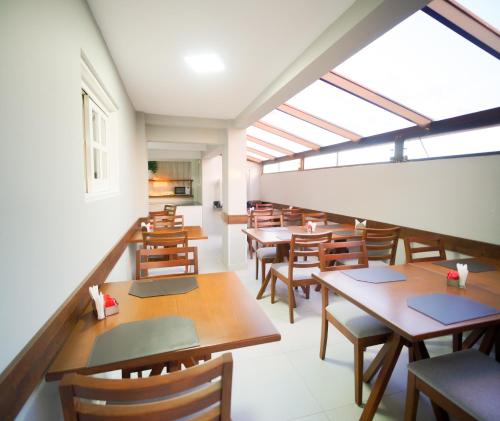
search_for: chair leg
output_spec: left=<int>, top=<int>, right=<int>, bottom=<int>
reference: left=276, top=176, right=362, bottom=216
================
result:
left=320, top=312, right=328, bottom=360
left=270, top=273, right=276, bottom=304
left=288, top=283, right=295, bottom=324
left=261, top=260, right=266, bottom=285
left=452, top=332, right=462, bottom=352
left=354, top=344, right=364, bottom=406
left=404, top=372, right=419, bottom=421
left=255, top=255, right=259, bottom=280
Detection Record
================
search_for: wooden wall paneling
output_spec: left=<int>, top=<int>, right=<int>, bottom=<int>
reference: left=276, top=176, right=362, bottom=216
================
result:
left=268, top=202, right=500, bottom=259
left=0, top=219, right=142, bottom=420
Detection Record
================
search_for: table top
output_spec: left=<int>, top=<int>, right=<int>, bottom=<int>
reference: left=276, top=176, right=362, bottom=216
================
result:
left=46, top=272, right=280, bottom=381
left=243, top=224, right=355, bottom=245
left=313, top=263, right=500, bottom=342
left=129, top=226, right=208, bottom=243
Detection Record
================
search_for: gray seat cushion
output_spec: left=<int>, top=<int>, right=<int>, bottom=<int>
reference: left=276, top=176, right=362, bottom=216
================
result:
left=326, top=299, right=391, bottom=338
left=408, top=349, right=500, bottom=421
left=339, top=259, right=388, bottom=268
left=256, top=247, right=277, bottom=259
left=272, top=262, right=319, bottom=281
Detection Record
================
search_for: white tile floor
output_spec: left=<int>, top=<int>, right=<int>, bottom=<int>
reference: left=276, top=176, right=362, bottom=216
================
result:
left=199, top=209, right=451, bottom=420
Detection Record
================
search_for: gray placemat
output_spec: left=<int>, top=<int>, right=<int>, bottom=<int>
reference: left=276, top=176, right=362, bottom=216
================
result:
left=433, top=258, right=496, bottom=273
left=407, top=294, right=499, bottom=325
left=333, top=230, right=357, bottom=236
left=320, top=223, right=341, bottom=228
left=342, top=267, right=406, bottom=283
left=129, top=277, right=198, bottom=298
left=276, top=232, right=293, bottom=240
left=88, top=316, right=200, bottom=367
left=260, top=227, right=289, bottom=232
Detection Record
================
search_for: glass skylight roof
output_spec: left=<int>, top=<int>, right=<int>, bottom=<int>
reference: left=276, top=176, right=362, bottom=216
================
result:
left=247, top=140, right=285, bottom=158
left=246, top=126, right=310, bottom=153
left=458, top=0, right=500, bottom=30
left=286, top=81, right=413, bottom=137
left=260, top=110, right=349, bottom=147
left=335, top=11, right=500, bottom=121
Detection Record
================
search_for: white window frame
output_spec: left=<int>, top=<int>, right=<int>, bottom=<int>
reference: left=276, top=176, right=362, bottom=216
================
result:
left=81, top=52, right=119, bottom=201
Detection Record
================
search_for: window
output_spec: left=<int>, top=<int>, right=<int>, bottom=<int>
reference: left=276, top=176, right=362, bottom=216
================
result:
left=304, top=152, right=338, bottom=169
left=404, top=125, right=500, bottom=160
left=337, top=143, right=394, bottom=166
left=83, top=94, right=109, bottom=188
left=81, top=53, right=118, bottom=199
left=263, top=159, right=301, bottom=173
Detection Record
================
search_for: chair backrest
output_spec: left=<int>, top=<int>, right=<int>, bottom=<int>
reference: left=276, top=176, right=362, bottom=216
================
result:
left=153, top=214, right=184, bottom=230
left=404, top=236, right=446, bottom=263
left=319, top=236, right=368, bottom=271
left=255, top=203, right=273, bottom=210
left=59, top=353, right=233, bottom=421
left=248, top=209, right=273, bottom=227
left=302, top=212, right=328, bottom=225
left=163, top=204, right=177, bottom=215
left=136, top=246, right=198, bottom=279
left=281, top=209, right=303, bottom=226
left=288, top=232, right=332, bottom=279
left=361, top=226, right=400, bottom=265
left=253, top=214, right=283, bottom=228
left=142, top=230, right=188, bottom=249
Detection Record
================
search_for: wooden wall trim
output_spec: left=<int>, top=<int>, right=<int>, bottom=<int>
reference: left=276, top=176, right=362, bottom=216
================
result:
left=221, top=212, right=248, bottom=224
left=0, top=218, right=142, bottom=420
left=269, top=201, right=500, bottom=259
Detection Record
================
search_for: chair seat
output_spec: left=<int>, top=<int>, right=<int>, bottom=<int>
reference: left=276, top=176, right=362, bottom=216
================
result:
left=326, top=299, right=391, bottom=338
left=256, top=247, right=277, bottom=259
left=408, top=349, right=500, bottom=421
left=272, top=262, right=319, bottom=281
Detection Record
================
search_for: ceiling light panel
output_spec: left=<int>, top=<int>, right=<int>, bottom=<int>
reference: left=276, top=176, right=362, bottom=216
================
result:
left=184, top=53, right=225, bottom=73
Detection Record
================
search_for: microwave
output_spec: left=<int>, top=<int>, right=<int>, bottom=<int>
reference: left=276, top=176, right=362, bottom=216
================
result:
left=175, top=186, right=190, bottom=195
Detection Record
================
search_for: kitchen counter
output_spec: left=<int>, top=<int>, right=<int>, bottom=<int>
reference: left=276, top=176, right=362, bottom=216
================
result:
left=149, top=198, right=202, bottom=225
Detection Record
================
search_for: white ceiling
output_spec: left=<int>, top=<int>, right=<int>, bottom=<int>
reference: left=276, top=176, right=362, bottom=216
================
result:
left=87, top=0, right=356, bottom=120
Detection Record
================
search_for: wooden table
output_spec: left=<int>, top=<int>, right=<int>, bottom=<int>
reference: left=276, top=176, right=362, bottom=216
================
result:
left=312, top=263, right=500, bottom=421
left=242, top=224, right=355, bottom=298
left=46, top=272, right=280, bottom=381
left=129, top=226, right=208, bottom=243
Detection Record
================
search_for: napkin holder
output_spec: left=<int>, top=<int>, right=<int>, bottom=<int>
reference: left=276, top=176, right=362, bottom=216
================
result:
left=92, top=295, right=119, bottom=318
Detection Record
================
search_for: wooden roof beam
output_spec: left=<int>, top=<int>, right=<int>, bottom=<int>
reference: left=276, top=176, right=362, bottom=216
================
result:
left=277, top=103, right=361, bottom=141
left=246, top=147, right=275, bottom=160
left=321, top=71, right=432, bottom=127
left=254, top=121, right=320, bottom=150
left=425, top=0, right=500, bottom=59
left=247, top=155, right=262, bottom=164
left=246, top=135, right=294, bottom=155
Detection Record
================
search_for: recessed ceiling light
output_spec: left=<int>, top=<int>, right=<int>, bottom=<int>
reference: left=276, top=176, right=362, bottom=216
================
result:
left=184, top=53, right=225, bottom=74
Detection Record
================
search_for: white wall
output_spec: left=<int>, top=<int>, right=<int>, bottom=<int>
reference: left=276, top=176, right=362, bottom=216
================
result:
left=246, top=161, right=261, bottom=201
left=202, top=155, right=223, bottom=234
left=0, top=0, right=147, bottom=419
left=260, top=155, right=500, bottom=245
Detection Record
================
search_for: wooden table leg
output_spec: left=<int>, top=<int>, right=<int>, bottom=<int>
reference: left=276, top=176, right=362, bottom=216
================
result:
left=363, top=341, right=391, bottom=383
left=360, top=334, right=404, bottom=421
left=462, top=328, right=486, bottom=349
left=479, top=326, right=498, bottom=355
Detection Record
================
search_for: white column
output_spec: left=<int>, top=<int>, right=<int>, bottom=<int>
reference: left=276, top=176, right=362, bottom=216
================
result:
left=222, top=128, right=247, bottom=269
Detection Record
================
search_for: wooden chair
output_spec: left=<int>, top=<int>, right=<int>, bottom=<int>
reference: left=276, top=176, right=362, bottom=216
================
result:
left=404, top=236, right=446, bottom=263
left=269, top=232, right=332, bottom=323
left=142, top=230, right=188, bottom=249
left=153, top=214, right=184, bottom=230
left=254, top=214, right=283, bottom=284
left=302, top=212, right=328, bottom=225
left=255, top=202, right=273, bottom=210
left=282, top=209, right=303, bottom=226
left=404, top=349, right=500, bottom=421
left=136, top=246, right=198, bottom=280
left=163, top=204, right=177, bottom=215
left=361, top=226, right=401, bottom=265
left=318, top=237, right=391, bottom=406
left=247, top=209, right=273, bottom=258
left=59, top=353, right=233, bottom=421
